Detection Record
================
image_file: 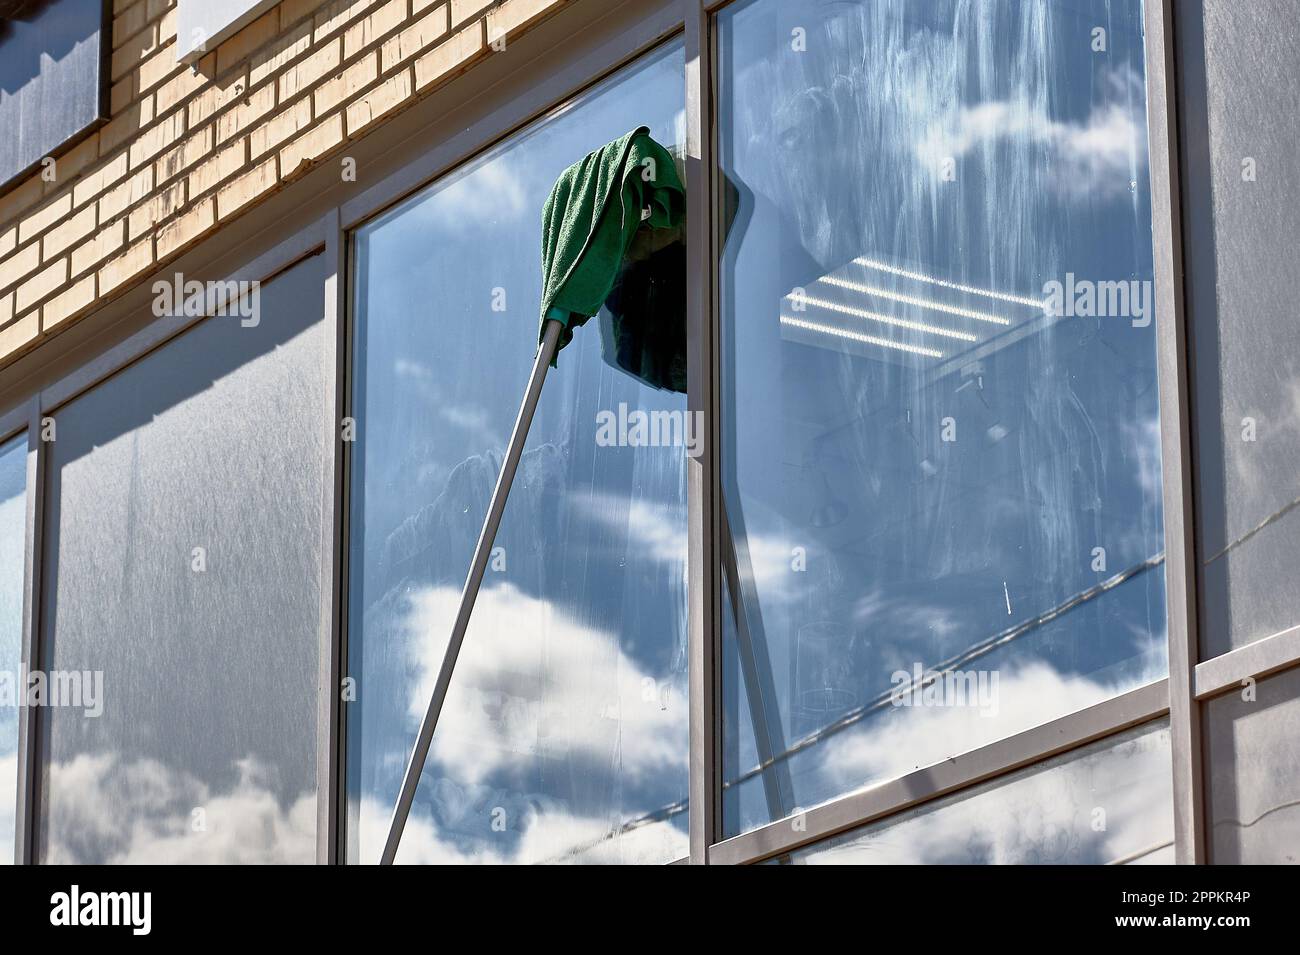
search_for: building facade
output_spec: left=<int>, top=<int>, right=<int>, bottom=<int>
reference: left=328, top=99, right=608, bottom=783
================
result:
left=0, top=0, right=1296, bottom=864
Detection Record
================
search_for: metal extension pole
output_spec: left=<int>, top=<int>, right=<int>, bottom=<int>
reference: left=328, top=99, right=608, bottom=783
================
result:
left=380, top=317, right=564, bottom=864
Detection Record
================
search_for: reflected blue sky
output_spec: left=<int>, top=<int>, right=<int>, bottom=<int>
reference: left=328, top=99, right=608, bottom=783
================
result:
left=719, top=0, right=1166, bottom=835
left=347, top=43, right=689, bottom=864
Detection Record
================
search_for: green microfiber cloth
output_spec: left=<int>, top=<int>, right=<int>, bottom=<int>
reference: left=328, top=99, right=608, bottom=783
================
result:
left=538, top=126, right=685, bottom=364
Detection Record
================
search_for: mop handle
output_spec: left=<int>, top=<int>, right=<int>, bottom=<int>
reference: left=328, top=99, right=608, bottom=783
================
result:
left=380, top=318, right=565, bottom=865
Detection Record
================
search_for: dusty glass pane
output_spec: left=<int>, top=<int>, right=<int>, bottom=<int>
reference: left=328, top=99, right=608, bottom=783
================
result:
left=346, top=43, right=688, bottom=864
left=1205, top=666, right=1300, bottom=863
left=792, top=720, right=1173, bottom=864
left=0, top=433, right=25, bottom=862
left=38, top=256, right=326, bottom=863
left=719, top=0, right=1165, bottom=836
left=1177, top=2, right=1300, bottom=657
left=0, top=0, right=106, bottom=186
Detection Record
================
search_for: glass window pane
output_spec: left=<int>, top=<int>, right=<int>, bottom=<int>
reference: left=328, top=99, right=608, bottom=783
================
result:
left=1205, top=666, right=1300, bottom=864
left=1177, top=2, right=1300, bottom=658
left=791, top=720, right=1173, bottom=864
left=38, top=256, right=327, bottom=864
left=0, top=432, right=25, bottom=862
left=718, top=0, right=1165, bottom=836
left=0, top=0, right=106, bottom=187
left=346, top=43, right=688, bottom=864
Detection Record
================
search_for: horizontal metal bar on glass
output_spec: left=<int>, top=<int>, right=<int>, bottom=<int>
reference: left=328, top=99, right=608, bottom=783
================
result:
left=708, top=679, right=1170, bottom=865
left=1194, top=625, right=1300, bottom=701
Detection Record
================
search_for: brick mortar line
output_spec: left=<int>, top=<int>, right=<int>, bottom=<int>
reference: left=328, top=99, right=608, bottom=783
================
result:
left=0, top=5, right=400, bottom=276
left=5, top=10, right=501, bottom=329
left=111, top=11, right=164, bottom=58
left=110, top=17, right=169, bottom=83
left=58, top=18, right=481, bottom=289
left=1, top=0, right=557, bottom=358
left=113, top=28, right=177, bottom=92
left=0, top=1, right=351, bottom=216
left=91, top=11, right=472, bottom=257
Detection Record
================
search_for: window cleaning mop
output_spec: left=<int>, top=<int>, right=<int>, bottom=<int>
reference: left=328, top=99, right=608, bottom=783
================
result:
left=380, top=126, right=685, bottom=864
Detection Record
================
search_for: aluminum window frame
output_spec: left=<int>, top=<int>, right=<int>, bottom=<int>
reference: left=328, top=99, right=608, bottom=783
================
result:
left=0, top=0, right=1297, bottom=864
left=1146, top=0, right=1205, bottom=865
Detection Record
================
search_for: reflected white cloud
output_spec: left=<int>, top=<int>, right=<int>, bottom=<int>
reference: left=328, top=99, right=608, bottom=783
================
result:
left=1121, top=413, right=1165, bottom=505
left=419, top=156, right=530, bottom=225
left=402, top=582, right=687, bottom=787
left=803, top=725, right=1171, bottom=864
left=916, top=68, right=1147, bottom=199
left=577, top=492, right=688, bottom=567
left=820, top=662, right=1154, bottom=788
left=356, top=583, right=691, bottom=863
left=739, top=529, right=816, bottom=611
left=851, top=587, right=965, bottom=646
left=394, top=357, right=507, bottom=452
left=41, top=753, right=315, bottom=864
left=358, top=796, right=682, bottom=865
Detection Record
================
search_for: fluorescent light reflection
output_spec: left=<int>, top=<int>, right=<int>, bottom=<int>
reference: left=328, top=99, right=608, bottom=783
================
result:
left=818, top=275, right=1012, bottom=326
left=780, top=315, right=945, bottom=359
left=793, top=295, right=978, bottom=342
left=853, top=256, right=1046, bottom=310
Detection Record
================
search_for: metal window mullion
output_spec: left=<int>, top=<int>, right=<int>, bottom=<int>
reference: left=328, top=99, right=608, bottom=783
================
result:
left=1144, top=0, right=1205, bottom=864
left=685, top=0, right=721, bottom=863
left=14, top=399, right=46, bottom=864
left=317, top=209, right=348, bottom=864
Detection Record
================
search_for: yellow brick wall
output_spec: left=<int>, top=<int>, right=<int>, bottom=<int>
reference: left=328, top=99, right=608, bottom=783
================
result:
left=0, top=0, right=568, bottom=367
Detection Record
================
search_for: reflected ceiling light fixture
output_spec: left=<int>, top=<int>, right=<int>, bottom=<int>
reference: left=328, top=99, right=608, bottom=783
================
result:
left=818, top=275, right=1012, bottom=326
left=780, top=315, right=945, bottom=358
left=795, top=295, right=978, bottom=342
left=852, top=256, right=1047, bottom=310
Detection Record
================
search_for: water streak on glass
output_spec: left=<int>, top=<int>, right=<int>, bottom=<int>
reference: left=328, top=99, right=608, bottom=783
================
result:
left=718, top=0, right=1166, bottom=836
